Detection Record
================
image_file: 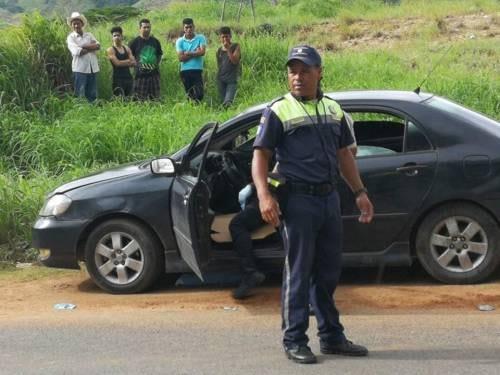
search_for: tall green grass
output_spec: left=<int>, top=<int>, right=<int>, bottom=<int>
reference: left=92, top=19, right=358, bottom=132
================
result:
left=0, top=12, right=71, bottom=108
left=0, top=0, right=499, bottom=262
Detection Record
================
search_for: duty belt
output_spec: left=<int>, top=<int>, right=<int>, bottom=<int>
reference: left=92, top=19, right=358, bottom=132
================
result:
left=287, top=182, right=335, bottom=196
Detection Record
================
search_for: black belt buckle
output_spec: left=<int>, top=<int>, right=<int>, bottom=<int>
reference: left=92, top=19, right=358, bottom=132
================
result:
left=314, top=184, right=330, bottom=195
left=289, top=182, right=333, bottom=196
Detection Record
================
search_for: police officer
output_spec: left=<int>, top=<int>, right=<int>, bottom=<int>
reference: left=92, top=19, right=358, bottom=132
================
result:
left=252, top=45, right=374, bottom=364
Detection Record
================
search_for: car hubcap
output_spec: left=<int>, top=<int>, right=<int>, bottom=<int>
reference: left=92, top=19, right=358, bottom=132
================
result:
left=430, top=216, right=488, bottom=273
left=94, top=232, right=145, bottom=285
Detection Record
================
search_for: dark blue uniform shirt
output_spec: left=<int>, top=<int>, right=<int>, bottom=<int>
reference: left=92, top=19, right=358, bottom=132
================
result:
left=253, top=95, right=354, bottom=184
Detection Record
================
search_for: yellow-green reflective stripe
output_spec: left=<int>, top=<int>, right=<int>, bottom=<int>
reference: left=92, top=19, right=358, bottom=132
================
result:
left=271, top=93, right=344, bottom=132
left=268, top=177, right=281, bottom=187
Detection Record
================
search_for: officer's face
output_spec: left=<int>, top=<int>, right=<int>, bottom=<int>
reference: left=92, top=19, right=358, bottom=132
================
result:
left=287, top=60, right=322, bottom=100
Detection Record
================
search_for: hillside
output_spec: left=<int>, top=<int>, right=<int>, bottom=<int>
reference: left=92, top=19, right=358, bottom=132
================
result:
left=0, top=0, right=139, bottom=20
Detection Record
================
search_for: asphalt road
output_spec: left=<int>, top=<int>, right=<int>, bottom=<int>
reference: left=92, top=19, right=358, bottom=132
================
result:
left=1, top=310, right=499, bottom=374
left=1, top=265, right=500, bottom=374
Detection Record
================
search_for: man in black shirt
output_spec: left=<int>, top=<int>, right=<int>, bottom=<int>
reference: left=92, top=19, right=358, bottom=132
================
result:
left=107, top=26, right=135, bottom=97
left=129, top=19, right=163, bottom=100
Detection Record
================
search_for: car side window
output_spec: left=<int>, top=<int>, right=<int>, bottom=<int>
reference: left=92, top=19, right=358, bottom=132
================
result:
left=350, top=112, right=404, bottom=157
left=406, top=121, right=432, bottom=152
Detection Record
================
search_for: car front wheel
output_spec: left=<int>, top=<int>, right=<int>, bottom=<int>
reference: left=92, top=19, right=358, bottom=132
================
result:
left=416, top=203, right=500, bottom=284
left=84, top=219, right=164, bottom=294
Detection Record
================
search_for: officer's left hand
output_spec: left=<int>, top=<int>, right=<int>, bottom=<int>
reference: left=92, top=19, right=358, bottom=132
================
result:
left=356, top=193, right=374, bottom=223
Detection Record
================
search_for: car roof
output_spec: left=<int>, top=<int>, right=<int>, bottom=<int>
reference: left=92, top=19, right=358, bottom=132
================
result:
left=230, top=90, right=434, bottom=121
left=325, top=90, right=434, bottom=103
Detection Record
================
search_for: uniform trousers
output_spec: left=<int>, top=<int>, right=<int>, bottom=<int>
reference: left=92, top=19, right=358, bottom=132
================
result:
left=281, top=190, right=345, bottom=348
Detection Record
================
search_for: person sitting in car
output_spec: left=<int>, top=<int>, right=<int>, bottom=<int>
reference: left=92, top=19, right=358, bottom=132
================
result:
left=230, top=114, right=357, bottom=300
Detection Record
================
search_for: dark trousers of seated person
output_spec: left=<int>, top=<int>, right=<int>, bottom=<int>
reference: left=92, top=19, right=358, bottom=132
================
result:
left=180, top=69, right=204, bottom=102
left=229, top=199, right=265, bottom=273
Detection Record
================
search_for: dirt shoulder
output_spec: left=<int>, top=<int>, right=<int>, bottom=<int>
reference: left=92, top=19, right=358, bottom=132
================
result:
left=1, top=267, right=499, bottom=323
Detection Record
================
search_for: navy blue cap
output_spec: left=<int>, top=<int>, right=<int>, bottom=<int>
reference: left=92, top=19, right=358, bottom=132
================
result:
left=286, top=45, right=322, bottom=67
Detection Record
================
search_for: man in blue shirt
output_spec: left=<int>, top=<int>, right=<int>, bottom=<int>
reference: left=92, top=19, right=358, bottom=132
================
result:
left=175, top=18, right=206, bottom=102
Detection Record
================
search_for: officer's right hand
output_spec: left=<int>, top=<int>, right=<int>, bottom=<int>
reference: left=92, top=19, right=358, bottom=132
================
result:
left=259, top=193, right=281, bottom=228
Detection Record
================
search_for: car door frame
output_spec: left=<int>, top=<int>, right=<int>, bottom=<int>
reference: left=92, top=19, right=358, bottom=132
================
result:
left=170, top=122, right=219, bottom=280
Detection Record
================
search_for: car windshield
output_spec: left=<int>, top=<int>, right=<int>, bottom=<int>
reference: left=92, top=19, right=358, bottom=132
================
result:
left=425, top=96, right=499, bottom=125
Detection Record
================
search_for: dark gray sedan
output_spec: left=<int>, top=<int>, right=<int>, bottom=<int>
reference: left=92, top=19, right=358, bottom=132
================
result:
left=32, top=91, right=500, bottom=293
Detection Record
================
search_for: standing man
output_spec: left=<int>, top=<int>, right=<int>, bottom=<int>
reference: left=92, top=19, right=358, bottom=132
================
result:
left=252, top=45, right=374, bottom=364
left=175, top=18, right=207, bottom=102
left=129, top=19, right=163, bottom=100
left=66, top=12, right=100, bottom=102
left=216, top=26, right=241, bottom=108
left=107, top=26, right=135, bottom=97
left=231, top=115, right=356, bottom=301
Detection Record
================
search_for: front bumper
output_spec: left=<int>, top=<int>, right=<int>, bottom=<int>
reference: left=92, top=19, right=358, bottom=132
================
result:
left=32, top=217, right=88, bottom=269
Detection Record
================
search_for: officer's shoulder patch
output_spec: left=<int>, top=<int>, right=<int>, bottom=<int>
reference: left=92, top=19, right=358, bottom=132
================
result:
left=322, top=96, right=343, bottom=120
left=269, top=95, right=286, bottom=107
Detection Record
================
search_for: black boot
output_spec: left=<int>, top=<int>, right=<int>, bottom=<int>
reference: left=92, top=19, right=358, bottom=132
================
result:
left=232, top=271, right=265, bottom=299
left=285, top=345, right=317, bottom=364
left=320, top=338, right=368, bottom=357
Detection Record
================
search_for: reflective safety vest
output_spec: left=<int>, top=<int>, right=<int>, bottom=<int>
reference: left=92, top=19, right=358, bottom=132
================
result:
left=267, top=92, right=346, bottom=184
left=271, top=93, right=344, bottom=133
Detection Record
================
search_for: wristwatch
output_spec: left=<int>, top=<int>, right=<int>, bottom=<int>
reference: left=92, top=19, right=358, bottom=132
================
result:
left=354, top=187, right=368, bottom=198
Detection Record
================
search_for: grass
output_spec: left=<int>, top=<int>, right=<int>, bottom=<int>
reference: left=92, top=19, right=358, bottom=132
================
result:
left=0, top=264, right=76, bottom=282
left=0, top=0, right=499, bottom=262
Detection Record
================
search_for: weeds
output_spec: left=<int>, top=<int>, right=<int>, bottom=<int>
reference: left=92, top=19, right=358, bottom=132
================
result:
left=0, top=0, right=499, bottom=262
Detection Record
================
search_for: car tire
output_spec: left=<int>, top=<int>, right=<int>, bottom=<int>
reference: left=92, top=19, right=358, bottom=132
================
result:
left=416, top=203, right=500, bottom=284
left=84, top=219, right=164, bottom=294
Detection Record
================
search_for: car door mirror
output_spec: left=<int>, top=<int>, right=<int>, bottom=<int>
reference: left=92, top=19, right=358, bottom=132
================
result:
left=151, top=158, right=176, bottom=176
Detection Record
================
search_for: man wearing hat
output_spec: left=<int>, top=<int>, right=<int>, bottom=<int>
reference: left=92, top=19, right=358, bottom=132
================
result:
left=252, top=45, right=374, bottom=364
left=66, top=12, right=100, bottom=102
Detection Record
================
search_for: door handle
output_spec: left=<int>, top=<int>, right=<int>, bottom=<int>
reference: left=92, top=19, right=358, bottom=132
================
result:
left=396, top=164, right=428, bottom=176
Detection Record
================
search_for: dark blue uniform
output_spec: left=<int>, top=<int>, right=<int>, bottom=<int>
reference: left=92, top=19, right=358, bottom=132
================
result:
left=254, top=93, right=354, bottom=349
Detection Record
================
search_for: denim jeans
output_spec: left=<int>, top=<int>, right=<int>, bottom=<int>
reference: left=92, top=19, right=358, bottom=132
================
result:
left=74, top=72, right=97, bottom=102
left=217, top=80, right=237, bottom=107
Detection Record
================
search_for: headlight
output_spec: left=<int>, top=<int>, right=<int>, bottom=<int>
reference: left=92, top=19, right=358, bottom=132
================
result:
left=39, top=194, right=72, bottom=217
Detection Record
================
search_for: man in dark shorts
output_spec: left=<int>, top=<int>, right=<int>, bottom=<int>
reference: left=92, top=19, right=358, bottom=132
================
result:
left=107, top=26, right=135, bottom=97
left=129, top=19, right=163, bottom=100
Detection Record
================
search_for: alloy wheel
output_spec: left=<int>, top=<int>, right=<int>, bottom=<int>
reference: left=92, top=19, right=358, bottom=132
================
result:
left=429, top=216, right=488, bottom=273
left=94, top=231, right=145, bottom=285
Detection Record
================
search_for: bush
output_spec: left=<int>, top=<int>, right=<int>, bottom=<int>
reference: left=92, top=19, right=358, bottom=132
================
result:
left=0, top=12, right=71, bottom=109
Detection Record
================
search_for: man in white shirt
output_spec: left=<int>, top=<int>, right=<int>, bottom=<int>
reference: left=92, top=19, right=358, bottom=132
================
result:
left=66, top=12, right=100, bottom=102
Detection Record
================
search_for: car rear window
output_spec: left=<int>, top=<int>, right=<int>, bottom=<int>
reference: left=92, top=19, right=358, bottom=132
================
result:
left=425, top=97, right=499, bottom=125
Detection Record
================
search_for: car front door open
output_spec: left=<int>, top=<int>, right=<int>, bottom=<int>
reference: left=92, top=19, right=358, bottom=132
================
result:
left=171, top=122, right=218, bottom=280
